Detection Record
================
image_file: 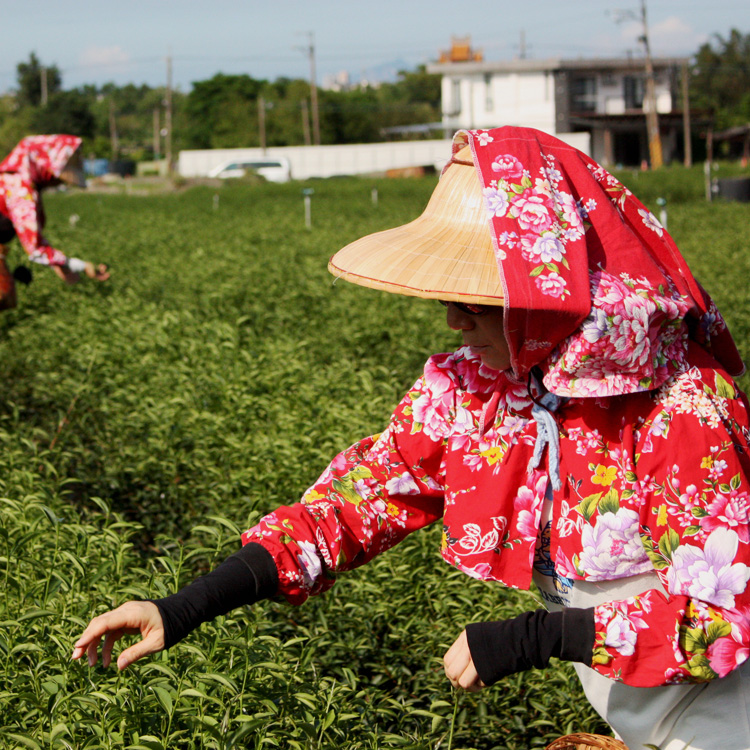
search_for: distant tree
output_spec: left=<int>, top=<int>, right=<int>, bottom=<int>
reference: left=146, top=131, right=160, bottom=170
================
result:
left=16, top=53, right=62, bottom=107
left=380, top=65, right=441, bottom=110
left=691, top=29, right=750, bottom=129
left=0, top=96, right=33, bottom=155
left=31, top=90, right=96, bottom=139
left=319, top=88, right=382, bottom=144
left=262, top=78, right=313, bottom=146
left=183, top=73, right=266, bottom=148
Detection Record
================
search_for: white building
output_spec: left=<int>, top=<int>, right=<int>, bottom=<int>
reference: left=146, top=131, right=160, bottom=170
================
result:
left=427, top=56, right=689, bottom=166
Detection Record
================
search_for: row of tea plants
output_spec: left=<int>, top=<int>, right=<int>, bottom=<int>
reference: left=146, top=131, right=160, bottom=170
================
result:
left=1, top=168, right=748, bottom=749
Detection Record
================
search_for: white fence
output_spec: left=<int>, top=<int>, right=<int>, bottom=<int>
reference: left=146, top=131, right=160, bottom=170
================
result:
left=177, top=132, right=591, bottom=181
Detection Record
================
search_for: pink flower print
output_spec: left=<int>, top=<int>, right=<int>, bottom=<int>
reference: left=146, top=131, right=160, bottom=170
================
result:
left=604, top=612, right=637, bottom=656
left=491, top=154, right=524, bottom=181
left=553, top=548, right=579, bottom=576
left=462, top=450, right=484, bottom=472
left=535, top=272, right=567, bottom=298
left=706, top=607, right=750, bottom=677
left=385, top=472, right=420, bottom=496
left=501, top=380, right=534, bottom=410
left=575, top=429, right=601, bottom=455
left=510, top=191, right=554, bottom=232
left=579, top=508, right=648, bottom=579
left=610, top=303, right=653, bottom=367
left=649, top=412, right=670, bottom=439
left=520, top=233, right=565, bottom=264
left=708, top=459, right=729, bottom=481
left=635, top=474, right=660, bottom=494
left=476, top=131, right=494, bottom=146
left=412, top=393, right=452, bottom=441
left=708, top=633, right=750, bottom=677
left=700, top=491, right=750, bottom=543
left=638, top=208, right=664, bottom=236
left=591, top=271, right=630, bottom=307
left=457, top=561, right=494, bottom=580
left=296, top=540, right=323, bottom=589
left=498, top=414, right=527, bottom=441
left=483, top=185, right=510, bottom=218
left=423, top=357, right=456, bottom=397
left=555, top=191, right=584, bottom=234
left=667, top=528, right=750, bottom=608
left=352, top=478, right=370, bottom=499
left=679, top=484, right=701, bottom=510
left=534, top=176, right=553, bottom=197
left=514, top=478, right=545, bottom=542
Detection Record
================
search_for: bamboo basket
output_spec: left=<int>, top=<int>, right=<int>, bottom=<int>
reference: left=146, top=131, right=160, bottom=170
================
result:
left=546, top=733, right=629, bottom=750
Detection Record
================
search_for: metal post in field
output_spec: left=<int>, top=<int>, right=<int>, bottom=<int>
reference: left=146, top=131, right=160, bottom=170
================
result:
left=303, top=189, right=314, bottom=228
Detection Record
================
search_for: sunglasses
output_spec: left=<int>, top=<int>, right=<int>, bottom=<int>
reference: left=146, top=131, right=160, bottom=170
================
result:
left=438, top=300, right=491, bottom=316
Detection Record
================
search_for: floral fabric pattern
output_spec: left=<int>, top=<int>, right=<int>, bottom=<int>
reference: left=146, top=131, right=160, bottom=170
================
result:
left=0, top=135, right=81, bottom=266
left=243, top=127, right=750, bottom=691
left=451, top=127, right=744, bottom=387
left=244, top=343, right=750, bottom=688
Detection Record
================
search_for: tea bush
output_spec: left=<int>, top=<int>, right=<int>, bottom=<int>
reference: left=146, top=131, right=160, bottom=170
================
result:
left=1, top=169, right=748, bottom=749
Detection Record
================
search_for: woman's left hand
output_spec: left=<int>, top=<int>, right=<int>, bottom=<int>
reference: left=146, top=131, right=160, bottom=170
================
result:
left=84, top=262, right=110, bottom=281
left=443, top=629, right=486, bottom=692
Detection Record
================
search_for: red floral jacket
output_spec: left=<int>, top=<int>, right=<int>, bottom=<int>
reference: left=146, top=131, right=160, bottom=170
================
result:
left=242, top=344, right=750, bottom=688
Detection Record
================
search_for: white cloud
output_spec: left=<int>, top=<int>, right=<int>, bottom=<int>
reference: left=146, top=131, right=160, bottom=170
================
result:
left=78, top=46, right=131, bottom=70
left=650, top=16, right=708, bottom=55
left=617, top=16, right=708, bottom=57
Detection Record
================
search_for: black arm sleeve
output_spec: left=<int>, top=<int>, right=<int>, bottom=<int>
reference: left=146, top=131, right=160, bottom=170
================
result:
left=465, top=607, right=595, bottom=685
left=152, top=542, right=279, bottom=649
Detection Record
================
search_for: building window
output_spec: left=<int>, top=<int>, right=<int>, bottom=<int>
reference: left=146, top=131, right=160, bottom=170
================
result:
left=623, top=75, right=644, bottom=110
left=451, top=79, right=462, bottom=114
left=484, top=74, right=493, bottom=111
left=571, top=76, right=597, bottom=112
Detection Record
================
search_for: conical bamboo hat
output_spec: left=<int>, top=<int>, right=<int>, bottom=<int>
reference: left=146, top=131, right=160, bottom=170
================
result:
left=328, top=146, right=503, bottom=305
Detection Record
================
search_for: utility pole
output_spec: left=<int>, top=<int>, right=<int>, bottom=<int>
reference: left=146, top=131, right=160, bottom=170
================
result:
left=301, top=99, right=311, bottom=146
left=681, top=62, right=692, bottom=167
left=613, top=1, right=663, bottom=168
left=109, top=99, right=119, bottom=161
left=298, top=33, right=320, bottom=145
left=165, top=52, right=173, bottom=175
left=153, top=108, right=161, bottom=160
left=639, top=0, right=663, bottom=168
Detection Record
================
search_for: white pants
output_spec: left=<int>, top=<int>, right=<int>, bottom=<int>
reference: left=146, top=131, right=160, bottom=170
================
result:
left=576, top=658, right=750, bottom=750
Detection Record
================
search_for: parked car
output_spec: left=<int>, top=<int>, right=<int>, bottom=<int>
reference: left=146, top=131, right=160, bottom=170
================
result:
left=208, top=157, right=291, bottom=183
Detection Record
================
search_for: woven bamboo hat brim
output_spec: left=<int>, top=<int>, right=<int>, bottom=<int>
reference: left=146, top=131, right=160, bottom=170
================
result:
left=328, top=146, right=503, bottom=305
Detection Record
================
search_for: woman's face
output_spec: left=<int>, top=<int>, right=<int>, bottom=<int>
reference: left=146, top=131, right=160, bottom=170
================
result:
left=445, top=302, right=511, bottom=371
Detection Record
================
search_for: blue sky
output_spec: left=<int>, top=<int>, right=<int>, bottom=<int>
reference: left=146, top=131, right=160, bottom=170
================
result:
left=1, top=0, right=748, bottom=94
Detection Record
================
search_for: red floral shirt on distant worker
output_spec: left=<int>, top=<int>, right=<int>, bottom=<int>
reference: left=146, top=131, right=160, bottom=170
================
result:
left=0, top=135, right=81, bottom=266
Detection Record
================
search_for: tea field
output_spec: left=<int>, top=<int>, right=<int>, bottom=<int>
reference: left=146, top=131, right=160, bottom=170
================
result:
left=1, top=168, right=749, bottom=750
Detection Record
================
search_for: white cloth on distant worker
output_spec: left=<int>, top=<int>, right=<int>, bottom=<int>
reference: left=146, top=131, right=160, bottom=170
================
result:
left=66, top=257, right=87, bottom=273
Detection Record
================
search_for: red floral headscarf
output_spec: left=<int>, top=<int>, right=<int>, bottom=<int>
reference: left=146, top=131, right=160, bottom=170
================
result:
left=455, top=126, right=744, bottom=398
left=0, top=135, right=82, bottom=188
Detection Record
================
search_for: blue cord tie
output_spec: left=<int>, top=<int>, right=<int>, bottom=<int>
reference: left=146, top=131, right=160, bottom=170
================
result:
left=528, top=390, right=564, bottom=491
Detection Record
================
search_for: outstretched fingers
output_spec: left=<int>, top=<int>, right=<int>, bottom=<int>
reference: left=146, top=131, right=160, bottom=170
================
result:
left=71, top=601, right=165, bottom=670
